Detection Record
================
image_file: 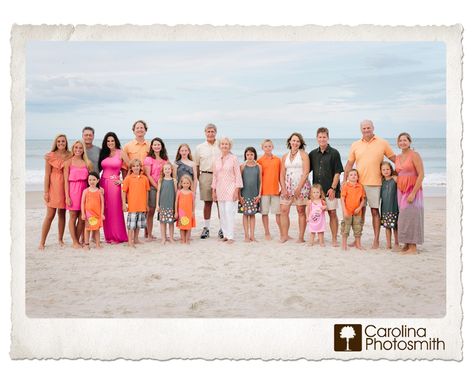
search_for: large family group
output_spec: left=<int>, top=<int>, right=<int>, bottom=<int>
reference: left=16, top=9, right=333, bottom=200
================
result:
left=38, top=119, right=424, bottom=255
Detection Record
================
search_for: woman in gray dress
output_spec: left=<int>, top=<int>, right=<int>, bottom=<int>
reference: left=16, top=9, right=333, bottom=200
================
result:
left=239, top=147, right=262, bottom=242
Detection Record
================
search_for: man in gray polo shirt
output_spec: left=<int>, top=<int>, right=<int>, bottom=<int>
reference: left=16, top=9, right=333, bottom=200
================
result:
left=82, top=126, right=101, bottom=172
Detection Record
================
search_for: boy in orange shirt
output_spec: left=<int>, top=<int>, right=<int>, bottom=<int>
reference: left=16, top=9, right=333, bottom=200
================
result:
left=122, top=159, right=150, bottom=247
left=341, top=169, right=366, bottom=250
left=257, top=139, right=282, bottom=241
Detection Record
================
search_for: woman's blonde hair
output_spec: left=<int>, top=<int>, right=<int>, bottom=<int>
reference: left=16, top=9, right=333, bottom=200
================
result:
left=310, top=183, right=325, bottom=201
left=175, top=143, right=193, bottom=162
left=128, top=158, right=143, bottom=175
left=50, top=133, right=70, bottom=153
left=70, top=140, right=92, bottom=170
left=178, top=174, right=193, bottom=190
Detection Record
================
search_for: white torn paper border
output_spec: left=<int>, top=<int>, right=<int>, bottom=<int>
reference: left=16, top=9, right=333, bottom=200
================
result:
left=10, top=24, right=463, bottom=360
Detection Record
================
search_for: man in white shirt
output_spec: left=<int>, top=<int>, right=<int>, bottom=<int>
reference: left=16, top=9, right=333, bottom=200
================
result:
left=195, top=123, right=222, bottom=239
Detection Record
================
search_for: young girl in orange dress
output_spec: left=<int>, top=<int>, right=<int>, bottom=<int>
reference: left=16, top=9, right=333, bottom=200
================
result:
left=64, top=140, right=92, bottom=248
left=175, top=174, right=196, bottom=244
left=81, top=171, right=105, bottom=249
left=39, top=134, right=71, bottom=249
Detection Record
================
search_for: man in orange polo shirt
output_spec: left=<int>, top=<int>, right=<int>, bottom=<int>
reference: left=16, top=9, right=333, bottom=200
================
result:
left=344, top=120, right=395, bottom=249
left=123, top=120, right=151, bottom=163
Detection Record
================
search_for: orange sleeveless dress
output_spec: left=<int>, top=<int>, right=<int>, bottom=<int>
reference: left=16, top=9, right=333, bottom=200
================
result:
left=176, top=191, right=196, bottom=230
left=45, top=151, right=66, bottom=209
left=84, top=189, right=103, bottom=231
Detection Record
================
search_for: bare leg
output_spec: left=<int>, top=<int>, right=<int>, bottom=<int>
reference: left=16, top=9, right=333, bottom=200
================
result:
left=39, top=207, right=57, bottom=249
left=318, top=232, right=325, bottom=247
left=147, top=207, right=156, bottom=241
left=275, top=214, right=282, bottom=240
left=203, top=201, right=212, bottom=220
left=385, top=228, right=392, bottom=249
left=57, top=208, right=66, bottom=246
left=342, top=235, right=348, bottom=250
left=68, top=211, right=81, bottom=248
left=133, top=229, right=142, bottom=245
left=371, top=207, right=381, bottom=248
left=84, top=229, right=91, bottom=249
left=77, top=217, right=85, bottom=246
left=169, top=224, right=175, bottom=243
left=279, top=204, right=290, bottom=243
left=262, top=214, right=271, bottom=240
left=160, top=222, right=167, bottom=244
left=307, top=232, right=315, bottom=246
left=296, top=205, right=306, bottom=243
left=186, top=230, right=191, bottom=244
left=355, top=236, right=363, bottom=250
left=180, top=230, right=185, bottom=244
left=128, top=229, right=135, bottom=247
left=249, top=215, right=257, bottom=241
left=94, top=230, right=102, bottom=248
left=328, top=209, right=338, bottom=247
left=243, top=215, right=250, bottom=242
left=393, top=228, right=400, bottom=249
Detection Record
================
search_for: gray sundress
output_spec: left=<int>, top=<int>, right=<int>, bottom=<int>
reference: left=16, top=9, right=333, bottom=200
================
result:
left=239, top=164, right=260, bottom=215
left=175, top=160, right=194, bottom=183
left=157, top=178, right=176, bottom=224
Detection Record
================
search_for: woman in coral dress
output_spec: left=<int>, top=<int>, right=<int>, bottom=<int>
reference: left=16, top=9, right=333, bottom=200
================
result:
left=98, top=132, right=130, bottom=244
left=39, top=134, right=71, bottom=249
left=395, top=132, right=424, bottom=255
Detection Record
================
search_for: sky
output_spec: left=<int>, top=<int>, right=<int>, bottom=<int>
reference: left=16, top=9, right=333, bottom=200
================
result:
left=26, top=41, right=446, bottom=140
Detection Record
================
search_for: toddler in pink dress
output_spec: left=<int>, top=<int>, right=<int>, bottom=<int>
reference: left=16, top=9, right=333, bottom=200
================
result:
left=306, top=184, right=327, bottom=246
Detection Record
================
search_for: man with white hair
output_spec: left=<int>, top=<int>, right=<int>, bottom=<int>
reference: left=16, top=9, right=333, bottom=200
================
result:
left=195, top=123, right=222, bottom=239
left=344, top=120, right=395, bottom=249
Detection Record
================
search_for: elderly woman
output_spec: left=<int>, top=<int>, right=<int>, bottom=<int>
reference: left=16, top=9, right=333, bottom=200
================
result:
left=38, top=134, right=71, bottom=249
left=211, top=137, right=243, bottom=244
left=395, top=132, right=424, bottom=255
left=280, top=132, right=311, bottom=243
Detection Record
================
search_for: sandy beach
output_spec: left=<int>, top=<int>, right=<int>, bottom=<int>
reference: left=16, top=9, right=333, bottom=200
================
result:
left=25, top=190, right=446, bottom=318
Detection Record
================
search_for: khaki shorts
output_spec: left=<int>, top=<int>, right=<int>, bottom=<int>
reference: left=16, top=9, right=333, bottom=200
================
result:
left=325, top=197, right=339, bottom=211
left=341, top=215, right=363, bottom=237
left=363, top=185, right=381, bottom=209
left=280, top=195, right=308, bottom=207
left=260, top=195, right=281, bottom=215
left=199, top=172, right=213, bottom=201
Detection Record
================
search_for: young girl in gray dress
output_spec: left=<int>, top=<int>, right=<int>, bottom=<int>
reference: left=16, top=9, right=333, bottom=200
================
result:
left=156, top=162, right=177, bottom=244
left=239, top=147, right=262, bottom=242
left=380, top=161, right=399, bottom=250
left=173, top=143, right=198, bottom=193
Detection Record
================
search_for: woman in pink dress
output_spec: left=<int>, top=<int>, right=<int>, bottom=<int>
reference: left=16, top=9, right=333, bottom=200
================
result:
left=98, top=132, right=130, bottom=244
left=64, top=140, right=92, bottom=248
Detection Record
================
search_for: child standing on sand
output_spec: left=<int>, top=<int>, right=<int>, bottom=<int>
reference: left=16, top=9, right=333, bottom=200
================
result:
left=81, top=171, right=105, bottom=249
left=256, top=139, right=282, bottom=241
left=122, top=159, right=150, bottom=247
left=239, top=147, right=262, bottom=242
left=340, top=169, right=366, bottom=250
left=380, top=161, right=400, bottom=250
left=306, top=184, right=327, bottom=247
left=156, top=162, right=177, bottom=244
left=175, top=174, right=196, bottom=244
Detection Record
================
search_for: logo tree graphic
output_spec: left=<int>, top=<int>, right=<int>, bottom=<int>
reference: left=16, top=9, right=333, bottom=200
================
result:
left=340, top=326, right=356, bottom=351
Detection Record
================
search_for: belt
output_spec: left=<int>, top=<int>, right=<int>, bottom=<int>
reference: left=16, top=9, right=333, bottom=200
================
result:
left=201, top=171, right=213, bottom=174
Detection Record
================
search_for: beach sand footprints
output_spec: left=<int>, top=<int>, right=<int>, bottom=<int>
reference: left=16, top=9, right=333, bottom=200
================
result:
left=144, top=273, right=162, bottom=283
left=189, top=299, right=207, bottom=311
left=283, top=295, right=312, bottom=310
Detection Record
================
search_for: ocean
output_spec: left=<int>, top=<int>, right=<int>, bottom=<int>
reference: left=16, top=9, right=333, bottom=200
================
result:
left=26, top=138, right=446, bottom=192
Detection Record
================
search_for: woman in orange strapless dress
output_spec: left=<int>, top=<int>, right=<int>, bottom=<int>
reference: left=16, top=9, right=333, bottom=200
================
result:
left=39, top=134, right=71, bottom=250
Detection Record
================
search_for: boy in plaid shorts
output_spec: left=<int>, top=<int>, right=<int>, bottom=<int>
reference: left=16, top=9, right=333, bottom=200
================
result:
left=122, top=159, right=150, bottom=247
